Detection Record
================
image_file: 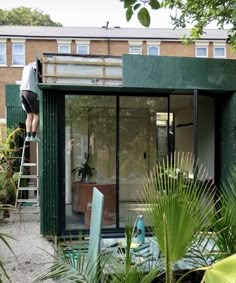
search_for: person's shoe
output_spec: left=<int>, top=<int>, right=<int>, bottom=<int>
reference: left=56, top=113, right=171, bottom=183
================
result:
left=25, top=136, right=31, bottom=142
left=30, top=136, right=40, bottom=142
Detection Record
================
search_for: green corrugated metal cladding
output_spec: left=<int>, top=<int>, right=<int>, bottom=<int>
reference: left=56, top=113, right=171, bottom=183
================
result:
left=39, top=90, right=65, bottom=236
left=123, top=55, right=236, bottom=91
left=5, top=84, right=26, bottom=128
left=219, top=92, right=236, bottom=184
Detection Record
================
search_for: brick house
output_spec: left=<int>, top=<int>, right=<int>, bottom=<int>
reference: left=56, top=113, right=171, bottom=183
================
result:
left=0, top=25, right=235, bottom=123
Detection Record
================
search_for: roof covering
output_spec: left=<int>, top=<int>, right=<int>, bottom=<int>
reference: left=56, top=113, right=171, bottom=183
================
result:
left=0, top=25, right=229, bottom=41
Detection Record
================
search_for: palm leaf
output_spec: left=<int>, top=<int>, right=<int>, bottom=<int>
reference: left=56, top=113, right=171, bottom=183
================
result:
left=179, top=254, right=236, bottom=283
left=141, top=152, right=218, bottom=282
left=34, top=237, right=107, bottom=283
left=203, top=254, right=236, bottom=283
left=213, top=166, right=236, bottom=256
left=0, top=231, right=16, bottom=282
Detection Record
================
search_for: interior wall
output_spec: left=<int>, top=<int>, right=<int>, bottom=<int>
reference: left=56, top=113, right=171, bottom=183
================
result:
left=198, top=96, right=215, bottom=180
left=173, top=97, right=194, bottom=154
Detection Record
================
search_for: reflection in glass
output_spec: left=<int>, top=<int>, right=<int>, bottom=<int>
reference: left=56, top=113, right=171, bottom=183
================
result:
left=119, top=97, right=168, bottom=227
left=65, top=95, right=116, bottom=230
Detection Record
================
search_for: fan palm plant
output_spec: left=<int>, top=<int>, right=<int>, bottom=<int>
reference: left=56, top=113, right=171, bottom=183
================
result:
left=34, top=225, right=159, bottom=283
left=105, top=224, right=159, bottom=283
left=141, top=152, right=218, bottom=283
left=36, top=152, right=236, bottom=283
left=34, top=242, right=100, bottom=282
left=212, top=165, right=236, bottom=257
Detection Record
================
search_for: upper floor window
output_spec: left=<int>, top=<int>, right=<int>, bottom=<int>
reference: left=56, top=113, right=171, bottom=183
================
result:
left=57, top=40, right=71, bottom=54
left=12, top=43, right=25, bottom=66
left=58, top=44, right=71, bottom=53
left=0, top=43, right=6, bottom=65
left=147, top=46, right=160, bottom=56
left=147, top=41, right=160, bottom=56
left=195, top=41, right=209, bottom=58
left=76, top=41, right=90, bottom=55
left=213, top=43, right=226, bottom=58
left=129, top=40, right=143, bottom=55
left=77, top=45, right=89, bottom=55
left=129, top=45, right=142, bottom=55
left=196, top=47, right=208, bottom=57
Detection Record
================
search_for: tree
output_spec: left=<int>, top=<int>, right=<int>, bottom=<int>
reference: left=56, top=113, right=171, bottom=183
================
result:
left=123, top=0, right=236, bottom=48
left=0, top=6, right=62, bottom=26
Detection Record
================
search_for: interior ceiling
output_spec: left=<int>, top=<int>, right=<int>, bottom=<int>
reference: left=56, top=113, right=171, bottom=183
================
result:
left=170, top=95, right=193, bottom=112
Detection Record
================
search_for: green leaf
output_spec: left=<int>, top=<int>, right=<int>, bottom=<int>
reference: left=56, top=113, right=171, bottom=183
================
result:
left=203, top=254, right=236, bottom=283
left=124, top=0, right=135, bottom=9
left=126, top=7, right=133, bottom=22
left=138, top=7, right=151, bottom=27
left=149, top=0, right=160, bottom=10
left=141, top=152, right=218, bottom=273
left=134, top=3, right=141, bottom=11
left=232, top=9, right=236, bottom=21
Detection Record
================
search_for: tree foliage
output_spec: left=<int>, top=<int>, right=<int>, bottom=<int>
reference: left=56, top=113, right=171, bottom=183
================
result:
left=0, top=7, right=62, bottom=26
left=123, top=0, right=236, bottom=48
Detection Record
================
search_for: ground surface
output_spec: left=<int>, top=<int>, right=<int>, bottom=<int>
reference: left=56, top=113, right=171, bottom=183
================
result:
left=0, top=212, right=54, bottom=283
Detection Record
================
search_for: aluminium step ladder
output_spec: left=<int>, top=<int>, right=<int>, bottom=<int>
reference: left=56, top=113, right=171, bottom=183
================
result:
left=15, top=139, right=39, bottom=214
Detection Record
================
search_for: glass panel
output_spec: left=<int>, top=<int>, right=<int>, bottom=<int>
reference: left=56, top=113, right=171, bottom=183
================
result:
left=129, top=46, right=142, bottom=54
left=65, top=95, right=116, bottom=230
left=77, top=45, right=89, bottom=54
left=214, top=47, right=225, bottom=58
left=148, top=46, right=159, bottom=56
left=0, top=44, right=4, bottom=53
left=198, top=95, right=215, bottom=182
left=196, top=47, right=207, bottom=57
left=119, top=96, right=168, bottom=226
left=58, top=45, right=70, bottom=53
left=12, top=44, right=24, bottom=65
left=0, top=43, right=6, bottom=65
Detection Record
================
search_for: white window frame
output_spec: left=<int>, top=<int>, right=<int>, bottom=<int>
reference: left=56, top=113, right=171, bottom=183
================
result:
left=77, top=45, right=89, bottom=55
left=195, top=41, right=209, bottom=58
left=0, top=40, right=6, bottom=66
left=58, top=44, right=70, bottom=53
left=147, top=46, right=160, bottom=56
left=147, top=41, right=160, bottom=56
left=129, top=40, right=143, bottom=55
left=12, top=40, right=25, bottom=66
left=57, top=40, right=71, bottom=54
left=76, top=40, right=90, bottom=55
left=213, top=42, right=226, bottom=58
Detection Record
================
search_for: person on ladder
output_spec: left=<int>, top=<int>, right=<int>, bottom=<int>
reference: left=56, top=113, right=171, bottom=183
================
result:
left=19, top=61, right=40, bottom=142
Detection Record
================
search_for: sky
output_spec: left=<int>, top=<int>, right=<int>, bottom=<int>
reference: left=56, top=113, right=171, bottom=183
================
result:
left=0, top=0, right=176, bottom=28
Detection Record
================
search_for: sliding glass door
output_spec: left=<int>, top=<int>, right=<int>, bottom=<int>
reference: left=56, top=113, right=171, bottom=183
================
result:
left=119, top=96, right=168, bottom=226
left=65, top=95, right=116, bottom=230
left=64, top=93, right=215, bottom=231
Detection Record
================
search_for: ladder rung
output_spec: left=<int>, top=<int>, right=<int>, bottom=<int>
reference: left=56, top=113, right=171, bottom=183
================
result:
left=14, top=210, right=39, bottom=214
left=19, top=175, right=38, bottom=178
left=23, top=163, right=37, bottom=166
left=18, top=187, right=38, bottom=191
left=16, top=141, right=39, bottom=214
left=16, top=199, right=38, bottom=203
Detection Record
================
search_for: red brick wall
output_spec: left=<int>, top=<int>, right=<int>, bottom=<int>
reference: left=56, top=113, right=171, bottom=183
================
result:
left=1, top=36, right=236, bottom=119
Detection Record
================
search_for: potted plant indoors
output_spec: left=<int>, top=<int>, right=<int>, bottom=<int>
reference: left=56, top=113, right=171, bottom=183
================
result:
left=72, top=154, right=95, bottom=182
left=71, top=154, right=96, bottom=213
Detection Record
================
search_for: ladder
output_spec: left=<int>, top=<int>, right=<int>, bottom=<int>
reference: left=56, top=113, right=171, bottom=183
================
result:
left=15, top=140, right=39, bottom=214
